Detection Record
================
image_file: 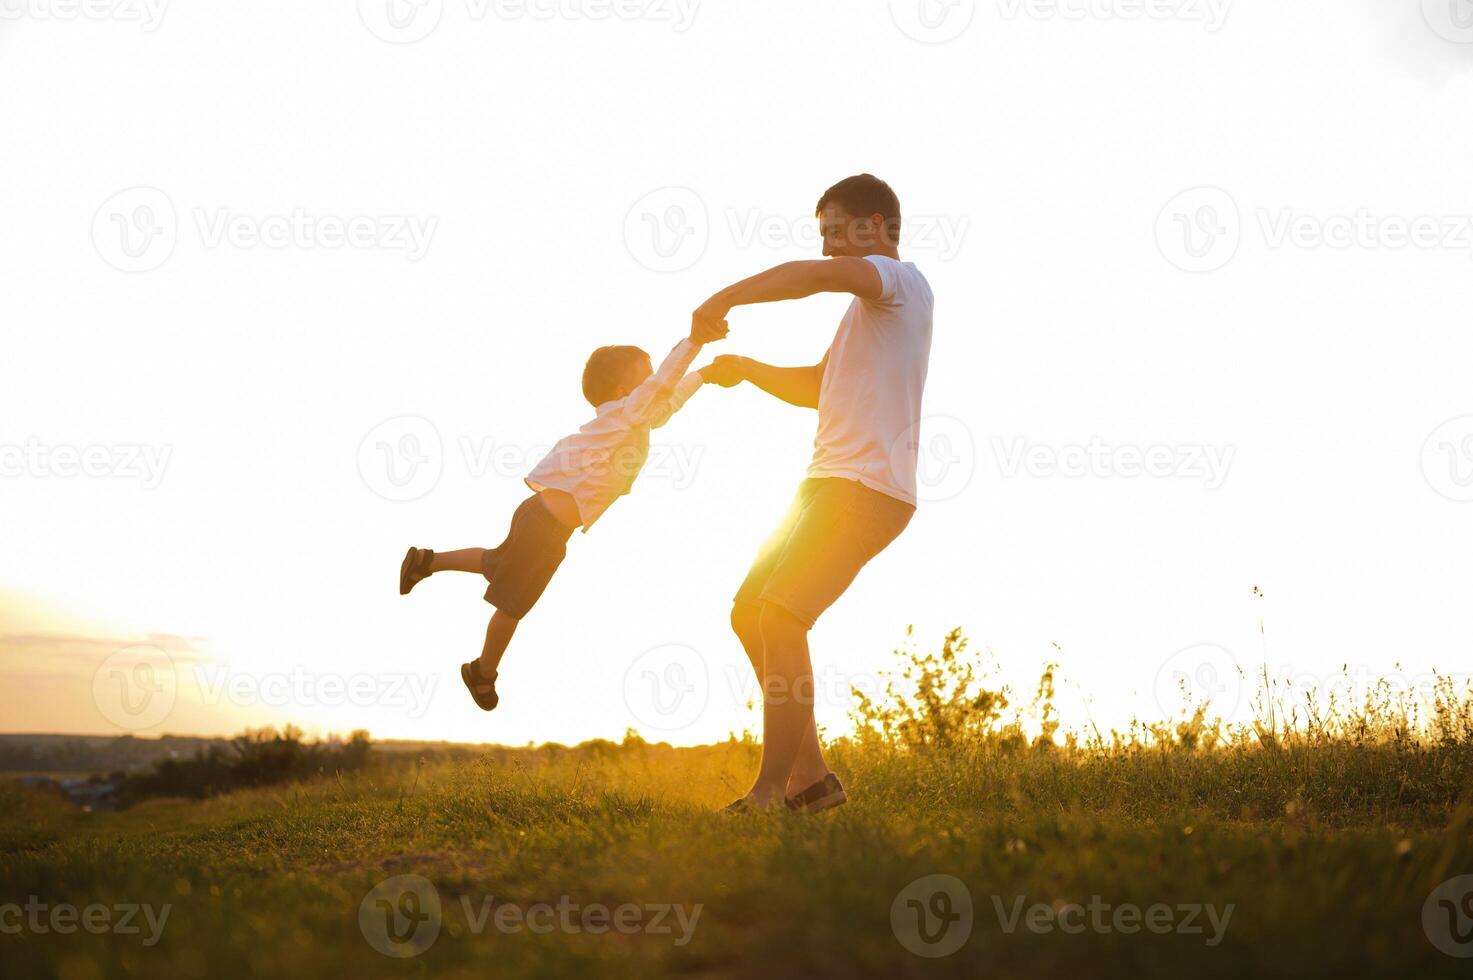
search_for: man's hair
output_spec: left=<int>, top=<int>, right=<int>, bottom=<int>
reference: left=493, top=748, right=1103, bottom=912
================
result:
left=816, top=173, right=902, bottom=244
left=581, top=345, right=649, bottom=407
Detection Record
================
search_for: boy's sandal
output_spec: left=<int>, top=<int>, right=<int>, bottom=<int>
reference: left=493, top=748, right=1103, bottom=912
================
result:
left=785, top=774, right=848, bottom=814
left=400, top=547, right=435, bottom=596
left=461, top=661, right=499, bottom=712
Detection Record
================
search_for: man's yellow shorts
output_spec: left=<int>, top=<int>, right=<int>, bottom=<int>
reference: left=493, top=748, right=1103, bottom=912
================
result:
left=734, top=477, right=915, bottom=628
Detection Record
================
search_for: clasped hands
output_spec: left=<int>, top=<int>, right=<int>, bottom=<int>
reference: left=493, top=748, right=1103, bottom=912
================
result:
left=689, top=301, right=746, bottom=388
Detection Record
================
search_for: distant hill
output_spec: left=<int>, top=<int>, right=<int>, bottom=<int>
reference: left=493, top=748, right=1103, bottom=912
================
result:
left=0, top=732, right=504, bottom=775
left=0, top=733, right=227, bottom=774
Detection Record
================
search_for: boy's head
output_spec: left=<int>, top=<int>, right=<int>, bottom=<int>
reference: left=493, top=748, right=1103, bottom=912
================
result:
left=815, top=173, right=902, bottom=257
left=582, top=345, right=653, bottom=408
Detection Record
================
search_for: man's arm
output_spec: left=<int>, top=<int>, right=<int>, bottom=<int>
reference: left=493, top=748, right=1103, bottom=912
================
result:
left=694, top=258, right=883, bottom=324
left=699, top=352, right=828, bottom=410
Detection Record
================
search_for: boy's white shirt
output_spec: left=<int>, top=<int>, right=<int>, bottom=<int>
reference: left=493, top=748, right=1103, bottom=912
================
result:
left=525, top=338, right=704, bottom=531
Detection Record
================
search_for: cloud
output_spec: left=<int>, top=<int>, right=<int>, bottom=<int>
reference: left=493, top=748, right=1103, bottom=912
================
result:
left=0, top=631, right=211, bottom=676
left=1371, top=0, right=1473, bottom=78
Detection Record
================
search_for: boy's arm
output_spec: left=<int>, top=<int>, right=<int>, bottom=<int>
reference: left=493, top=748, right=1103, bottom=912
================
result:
left=620, top=315, right=726, bottom=426
left=699, top=351, right=828, bottom=410
left=647, top=372, right=704, bottom=429
left=620, top=339, right=703, bottom=427
left=693, top=258, right=884, bottom=325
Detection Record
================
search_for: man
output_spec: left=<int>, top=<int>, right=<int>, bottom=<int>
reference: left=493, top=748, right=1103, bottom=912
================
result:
left=696, top=174, right=935, bottom=812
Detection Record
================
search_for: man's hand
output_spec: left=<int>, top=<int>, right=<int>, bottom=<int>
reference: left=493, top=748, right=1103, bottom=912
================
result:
left=697, top=355, right=747, bottom=388
left=694, top=294, right=733, bottom=329
left=690, top=312, right=729, bottom=345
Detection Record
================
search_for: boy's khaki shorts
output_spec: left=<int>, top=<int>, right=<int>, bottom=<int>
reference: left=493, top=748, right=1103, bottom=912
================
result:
left=482, top=494, right=574, bottom=620
left=734, top=477, right=915, bottom=628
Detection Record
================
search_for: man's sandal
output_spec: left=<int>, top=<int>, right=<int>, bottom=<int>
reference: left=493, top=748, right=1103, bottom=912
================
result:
left=785, top=774, right=848, bottom=814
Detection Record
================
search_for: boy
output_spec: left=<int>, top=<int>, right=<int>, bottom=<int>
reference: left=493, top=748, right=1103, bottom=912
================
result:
left=398, top=314, right=726, bottom=711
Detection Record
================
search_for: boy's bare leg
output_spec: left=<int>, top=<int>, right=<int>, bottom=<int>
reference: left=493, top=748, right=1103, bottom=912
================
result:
left=730, top=603, right=830, bottom=799
left=430, top=548, right=486, bottom=574
left=477, top=609, right=519, bottom=676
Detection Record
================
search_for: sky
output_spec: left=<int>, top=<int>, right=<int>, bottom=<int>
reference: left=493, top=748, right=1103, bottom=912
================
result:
left=1, top=0, right=1471, bottom=747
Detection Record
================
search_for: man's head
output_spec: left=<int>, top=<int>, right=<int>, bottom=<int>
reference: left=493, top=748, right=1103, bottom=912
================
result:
left=815, top=174, right=902, bottom=258
left=581, top=345, right=653, bottom=408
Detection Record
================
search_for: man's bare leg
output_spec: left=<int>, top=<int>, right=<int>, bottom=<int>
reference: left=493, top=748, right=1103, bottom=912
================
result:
left=430, top=548, right=486, bottom=574
left=736, top=603, right=822, bottom=807
left=478, top=609, right=519, bottom=676
left=730, top=604, right=831, bottom=799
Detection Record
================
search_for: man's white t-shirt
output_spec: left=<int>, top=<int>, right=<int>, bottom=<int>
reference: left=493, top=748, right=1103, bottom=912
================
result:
left=807, top=254, right=935, bottom=506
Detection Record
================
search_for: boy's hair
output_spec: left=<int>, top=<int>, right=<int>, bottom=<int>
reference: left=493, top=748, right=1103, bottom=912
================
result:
left=582, top=345, right=649, bottom=407
left=816, top=174, right=902, bottom=245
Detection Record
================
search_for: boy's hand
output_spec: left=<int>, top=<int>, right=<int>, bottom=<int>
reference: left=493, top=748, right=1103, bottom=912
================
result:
left=697, top=355, right=747, bottom=388
left=690, top=312, right=729, bottom=345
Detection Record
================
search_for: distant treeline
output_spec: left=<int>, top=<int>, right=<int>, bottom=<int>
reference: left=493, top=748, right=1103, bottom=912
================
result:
left=0, top=733, right=225, bottom=774
left=114, top=726, right=373, bottom=804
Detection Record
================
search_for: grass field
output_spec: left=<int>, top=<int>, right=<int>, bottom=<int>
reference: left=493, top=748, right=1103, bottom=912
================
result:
left=4, top=635, right=1473, bottom=979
